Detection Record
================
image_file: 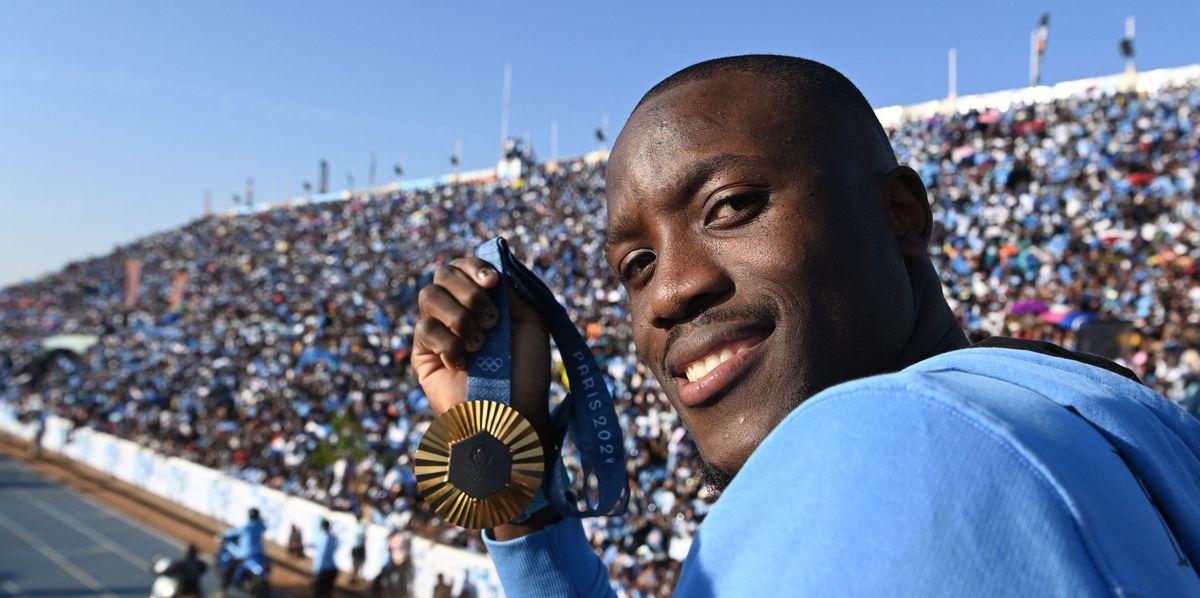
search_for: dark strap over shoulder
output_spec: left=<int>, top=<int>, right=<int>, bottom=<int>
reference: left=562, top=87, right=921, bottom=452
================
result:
left=972, top=336, right=1141, bottom=384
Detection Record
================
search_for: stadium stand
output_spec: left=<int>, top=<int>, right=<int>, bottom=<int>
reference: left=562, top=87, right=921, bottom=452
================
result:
left=2, top=66, right=1199, bottom=597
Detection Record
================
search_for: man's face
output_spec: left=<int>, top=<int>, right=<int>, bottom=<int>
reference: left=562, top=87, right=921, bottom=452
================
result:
left=605, top=72, right=916, bottom=485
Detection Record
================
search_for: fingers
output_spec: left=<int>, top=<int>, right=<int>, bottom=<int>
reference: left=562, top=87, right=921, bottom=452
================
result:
left=418, top=285, right=486, bottom=352
left=435, top=261, right=500, bottom=330
left=448, top=257, right=501, bottom=291
left=415, top=258, right=503, bottom=367
left=414, top=317, right=467, bottom=371
left=448, top=257, right=542, bottom=329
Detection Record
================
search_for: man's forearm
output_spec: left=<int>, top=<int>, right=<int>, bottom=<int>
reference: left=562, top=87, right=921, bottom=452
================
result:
left=485, top=517, right=616, bottom=598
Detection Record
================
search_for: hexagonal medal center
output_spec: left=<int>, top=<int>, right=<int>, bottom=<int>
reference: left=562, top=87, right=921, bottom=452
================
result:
left=448, top=432, right=512, bottom=499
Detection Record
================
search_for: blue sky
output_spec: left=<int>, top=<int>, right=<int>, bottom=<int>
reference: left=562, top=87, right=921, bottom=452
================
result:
left=1, top=0, right=1197, bottom=287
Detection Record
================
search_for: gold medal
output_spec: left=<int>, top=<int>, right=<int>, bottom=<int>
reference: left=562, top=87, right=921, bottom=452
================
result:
left=415, top=400, right=545, bottom=529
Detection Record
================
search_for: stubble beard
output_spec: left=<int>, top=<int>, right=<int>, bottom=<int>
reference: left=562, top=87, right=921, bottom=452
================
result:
left=696, top=457, right=734, bottom=493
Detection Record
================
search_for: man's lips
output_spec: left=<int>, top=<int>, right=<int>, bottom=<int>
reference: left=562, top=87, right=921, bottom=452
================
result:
left=667, top=324, right=773, bottom=408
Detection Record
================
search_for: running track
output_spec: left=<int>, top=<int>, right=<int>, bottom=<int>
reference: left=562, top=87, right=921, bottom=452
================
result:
left=0, top=452, right=216, bottom=598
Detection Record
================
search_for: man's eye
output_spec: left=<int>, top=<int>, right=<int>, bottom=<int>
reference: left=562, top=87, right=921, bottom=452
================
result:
left=619, top=250, right=655, bottom=283
left=707, top=192, right=768, bottom=227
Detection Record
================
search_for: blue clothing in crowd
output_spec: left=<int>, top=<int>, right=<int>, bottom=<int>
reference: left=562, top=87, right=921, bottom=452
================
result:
left=486, top=346, right=1200, bottom=596
left=311, top=529, right=340, bottom=574
left=224, top=519, right=266, bottom=560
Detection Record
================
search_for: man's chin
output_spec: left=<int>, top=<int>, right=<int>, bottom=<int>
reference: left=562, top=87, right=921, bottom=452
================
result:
left=697, top=458, right=735, bottom=493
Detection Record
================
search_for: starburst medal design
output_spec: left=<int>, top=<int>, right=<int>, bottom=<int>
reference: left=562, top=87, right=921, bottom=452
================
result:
left=416, top=400, right=544, bottom=529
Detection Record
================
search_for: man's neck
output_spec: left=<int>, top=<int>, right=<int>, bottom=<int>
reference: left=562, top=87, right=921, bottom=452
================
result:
left=889, top=257, right=970, bottom=371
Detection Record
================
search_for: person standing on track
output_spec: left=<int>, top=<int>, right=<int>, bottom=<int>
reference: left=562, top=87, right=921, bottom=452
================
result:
left=371, top=530, right=412, bottom=598
left=159, top=544, right=208, bottom=598
left=310, top=518, right=340, bottom=598
left=219, top=508, right=266, bottom=594
left=350, top=512, right=367, bottom=584
left=431, top=574, right=452, bottom=598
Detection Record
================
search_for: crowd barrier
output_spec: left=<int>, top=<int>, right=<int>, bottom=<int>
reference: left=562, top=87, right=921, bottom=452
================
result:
left=0, top=407, right=505, bottom=597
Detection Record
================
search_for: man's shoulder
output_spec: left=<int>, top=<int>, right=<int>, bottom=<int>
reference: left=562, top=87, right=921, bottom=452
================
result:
left=679, top=345, right=1200, bottom=596
left=712, top=346, right=1115, bottom=528
left=766, top=343, right=1184, bottom=457
left=749, top=346, right=1107, bottom=481
left=681, top=351, right=1116, bottom=595
left=760, top=345, right=1102, bottom=456
left=744, top=343, right=1197, bottom=503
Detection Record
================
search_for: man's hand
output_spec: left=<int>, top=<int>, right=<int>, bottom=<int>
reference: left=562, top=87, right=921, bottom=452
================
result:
left=411, top=257, right=560, bottom=538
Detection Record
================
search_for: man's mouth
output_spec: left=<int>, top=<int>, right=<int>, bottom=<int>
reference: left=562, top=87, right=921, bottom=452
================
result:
left=681, top=336, right=764, bottom=382
left=668, top=324, right=773, bottom=408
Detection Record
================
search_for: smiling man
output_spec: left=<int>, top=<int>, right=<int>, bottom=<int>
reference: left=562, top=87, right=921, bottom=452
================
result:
left=411, top=56, right=1200, bottom=596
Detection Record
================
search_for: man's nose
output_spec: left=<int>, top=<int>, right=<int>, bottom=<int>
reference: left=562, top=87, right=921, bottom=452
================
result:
left=647, top=242, right=732, bottom=329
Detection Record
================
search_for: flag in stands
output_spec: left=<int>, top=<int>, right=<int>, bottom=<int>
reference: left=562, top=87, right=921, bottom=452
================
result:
left=123, top=259, right=142, bottom=309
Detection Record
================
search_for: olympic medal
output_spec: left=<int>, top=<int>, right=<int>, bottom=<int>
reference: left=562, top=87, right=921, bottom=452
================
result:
left=415, top=400, right=545, bottom=529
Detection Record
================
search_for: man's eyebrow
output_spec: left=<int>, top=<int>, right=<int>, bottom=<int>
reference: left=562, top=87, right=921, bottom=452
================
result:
left=604, top=153, right=760, bottom=255
left=603, top=214, right=637, bottom=256
left=672, top=153, right=761, bottom=205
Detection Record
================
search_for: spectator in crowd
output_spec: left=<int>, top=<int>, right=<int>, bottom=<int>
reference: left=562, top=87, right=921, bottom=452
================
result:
left=371, top=531, right=412, bottom=597
left=350, top=511, right=368, bottom=584
left=153, top=544, right=207, bottom=598
left=310, top=518, right=339, bottom=598
left=288, top=524, right=306, bottom=559
left=432, top=573, right=452, bottom=598
left=220, top=508, right=266, bottom=594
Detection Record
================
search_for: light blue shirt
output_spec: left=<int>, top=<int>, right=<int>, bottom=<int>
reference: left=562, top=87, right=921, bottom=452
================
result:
left=312, top=530, right=339, bottom=574
left=485, top=347, right=1200, bottom=596
left=224, top=519, right=266, bottom=560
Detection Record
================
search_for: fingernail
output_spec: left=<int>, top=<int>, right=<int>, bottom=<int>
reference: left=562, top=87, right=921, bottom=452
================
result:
left=477, top=268, right=493, bottom=280
left=483, top=308, right=497, bottom=324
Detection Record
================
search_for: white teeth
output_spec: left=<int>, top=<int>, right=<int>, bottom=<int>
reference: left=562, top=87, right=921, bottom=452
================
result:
left=684, top=347, right=741, bottom=382
left=704, top=354, right=720, bottom=372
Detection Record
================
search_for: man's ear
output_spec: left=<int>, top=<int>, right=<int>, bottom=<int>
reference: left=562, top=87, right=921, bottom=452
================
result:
left=884, top=165, right=932, bottom=256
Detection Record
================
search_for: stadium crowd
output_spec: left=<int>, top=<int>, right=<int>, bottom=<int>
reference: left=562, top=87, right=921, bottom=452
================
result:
left=2, top=77, right=1199, bottom=597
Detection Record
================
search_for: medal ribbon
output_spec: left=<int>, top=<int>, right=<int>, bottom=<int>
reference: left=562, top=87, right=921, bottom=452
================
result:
left=469, top=237, right=629, bottom=519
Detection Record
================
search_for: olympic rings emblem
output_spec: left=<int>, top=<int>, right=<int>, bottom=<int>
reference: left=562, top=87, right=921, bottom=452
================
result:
left=476, top=357, right=503, bottom=372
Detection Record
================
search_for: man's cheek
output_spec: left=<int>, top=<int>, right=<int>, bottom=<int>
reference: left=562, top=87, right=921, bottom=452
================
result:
left=631, top=322, right=658, bottom=368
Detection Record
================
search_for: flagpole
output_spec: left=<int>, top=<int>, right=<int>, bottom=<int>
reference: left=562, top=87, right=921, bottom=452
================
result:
left=600, top=114, right=609, bottom=152
left=1125, top=16, right=1136, bottom=74
left=948, top=48, right=957, bottom=101
left=1029, top=29, right=1037, bottom=87
left=455, top=140, right=463, bottom=183
left=500, top=62, right=512, bottom=155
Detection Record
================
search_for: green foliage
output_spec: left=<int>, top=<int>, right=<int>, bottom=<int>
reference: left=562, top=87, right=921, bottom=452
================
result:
left=309, top=410, right=368, bottom=468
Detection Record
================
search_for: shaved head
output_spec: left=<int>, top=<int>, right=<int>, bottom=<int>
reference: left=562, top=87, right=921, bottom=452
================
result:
left=634, top=54, right=896, bottom=169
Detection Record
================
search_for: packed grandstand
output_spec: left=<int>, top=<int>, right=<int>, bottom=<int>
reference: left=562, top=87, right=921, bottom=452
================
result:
left=2, top=66, right=1199, bottom=597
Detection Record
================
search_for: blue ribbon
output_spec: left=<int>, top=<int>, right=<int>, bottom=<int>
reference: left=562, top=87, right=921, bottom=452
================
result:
left=469, top=237, right=629, bottom=519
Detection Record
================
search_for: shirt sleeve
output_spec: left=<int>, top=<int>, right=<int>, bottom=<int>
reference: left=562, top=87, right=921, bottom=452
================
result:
left=483, top=518, right=616, bottom=598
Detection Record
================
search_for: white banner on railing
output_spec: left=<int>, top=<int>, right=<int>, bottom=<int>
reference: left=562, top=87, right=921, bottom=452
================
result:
left=0, top=407, right=504, bottom=597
